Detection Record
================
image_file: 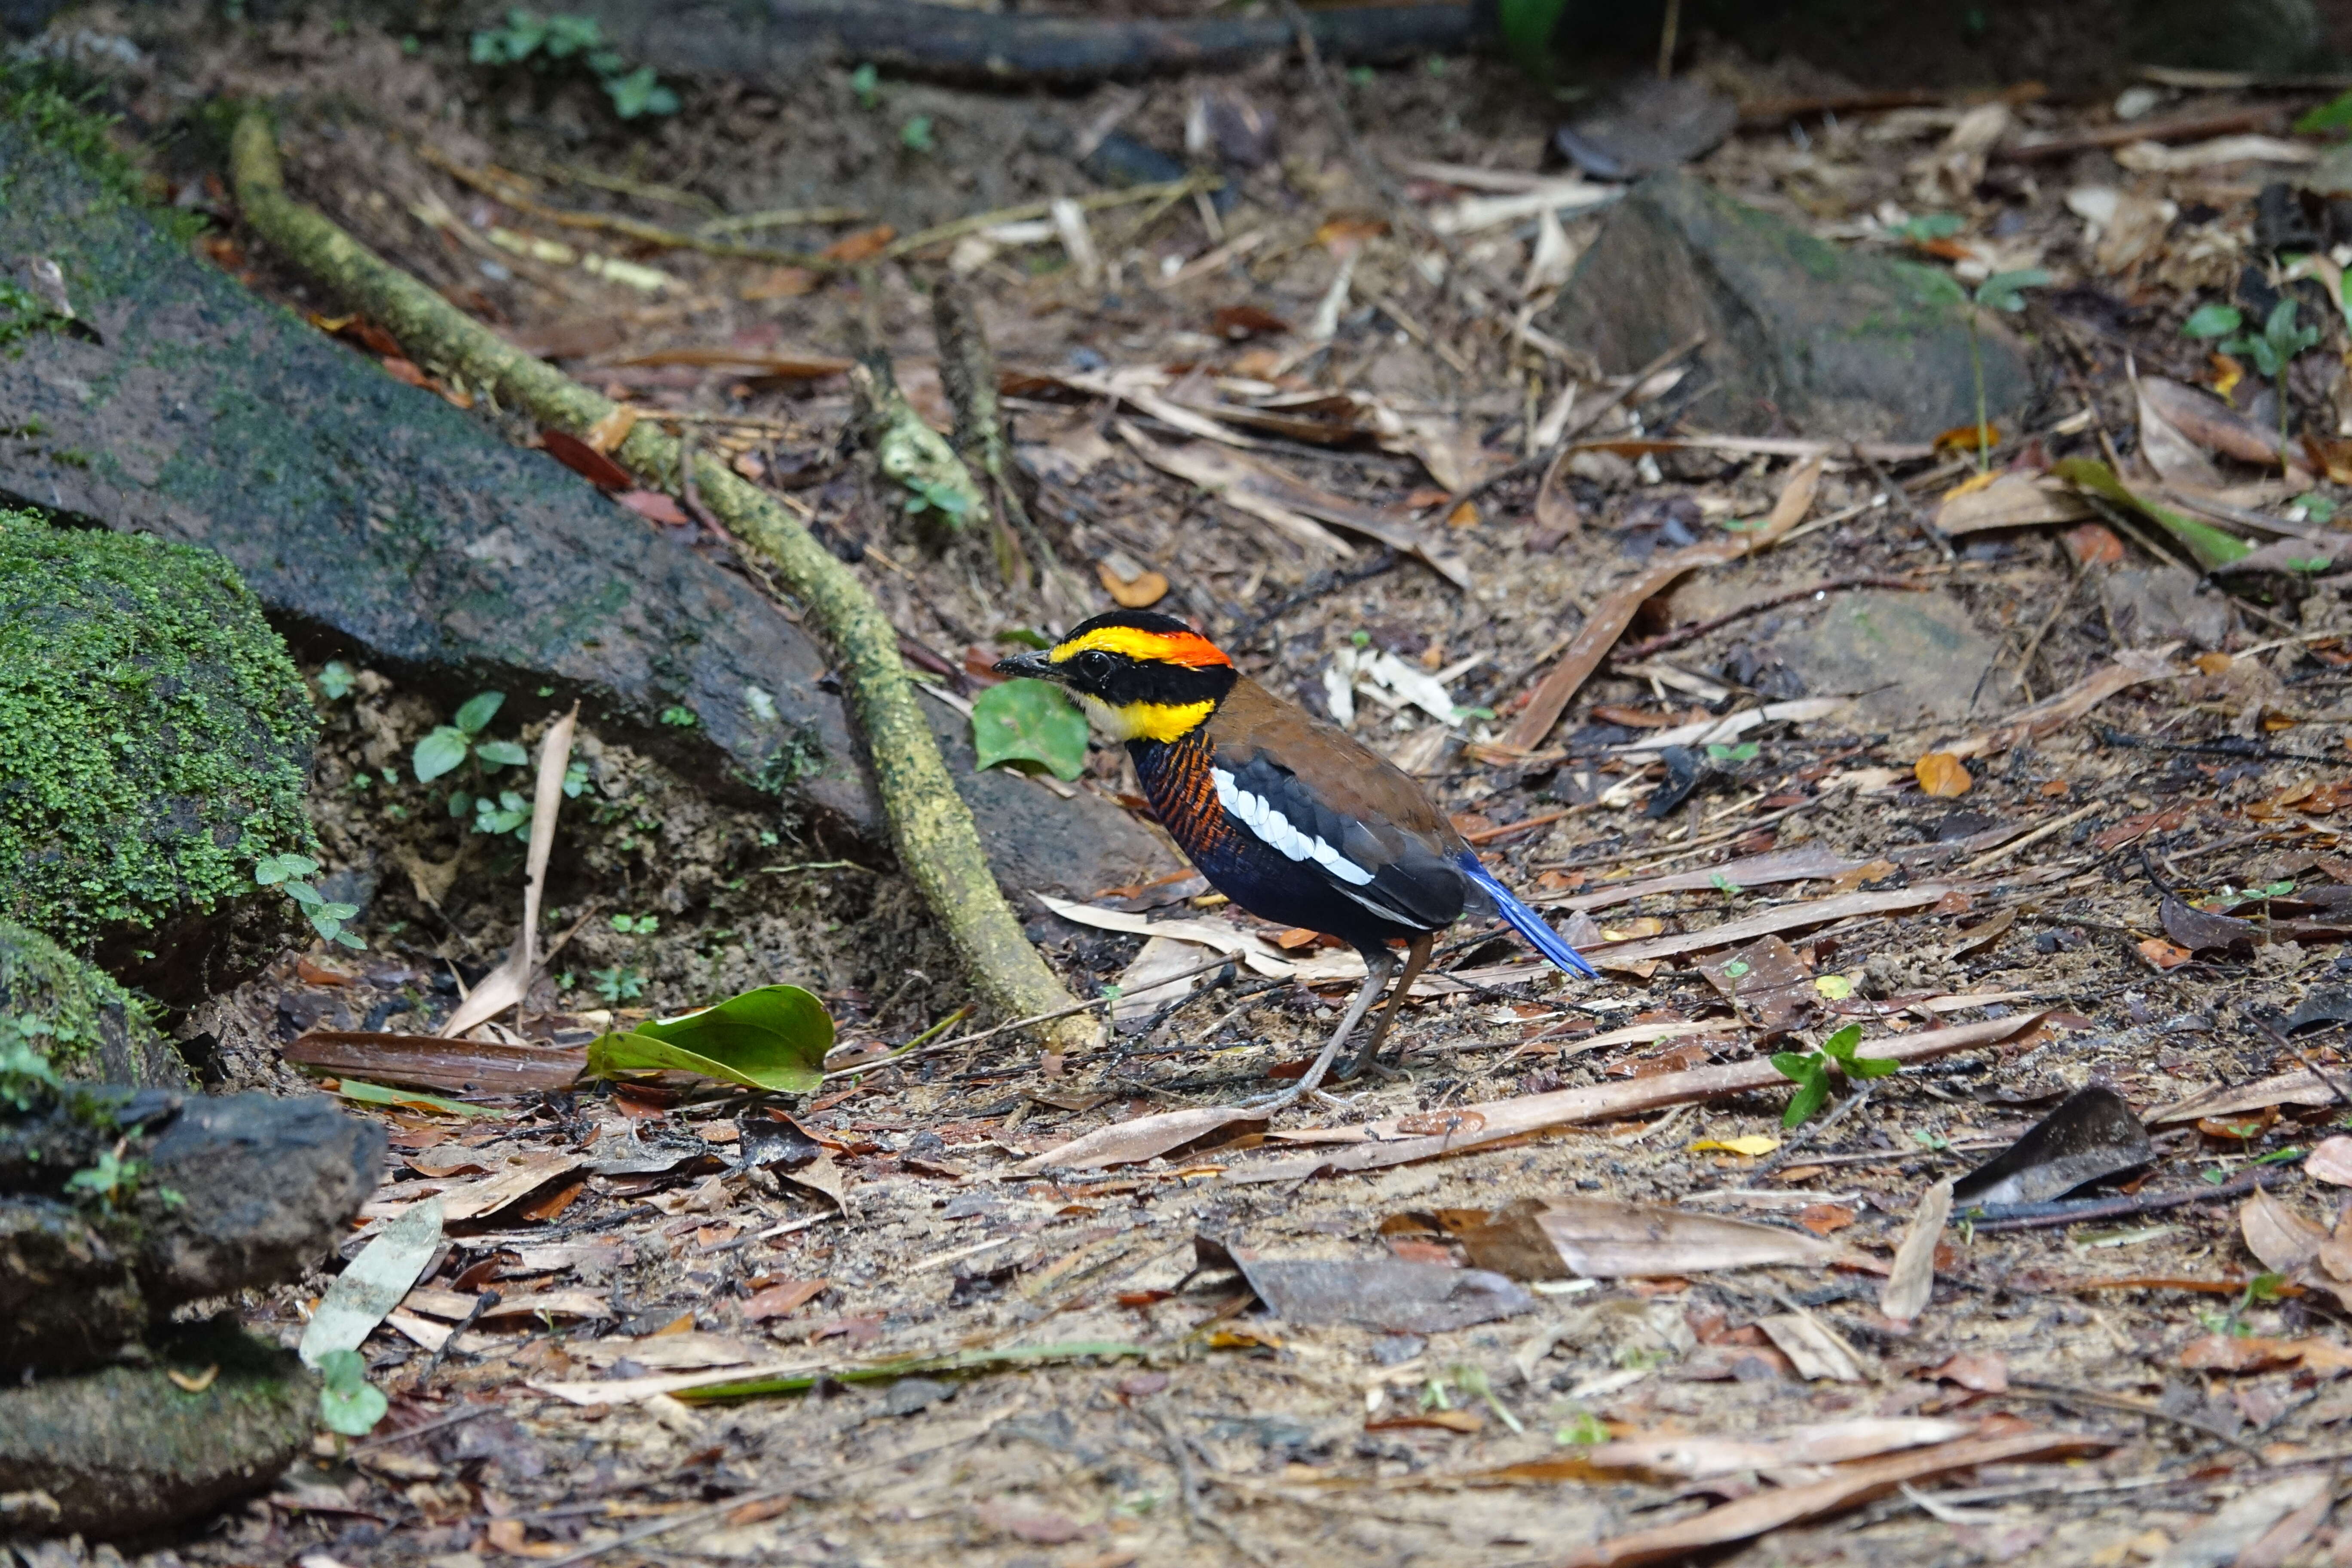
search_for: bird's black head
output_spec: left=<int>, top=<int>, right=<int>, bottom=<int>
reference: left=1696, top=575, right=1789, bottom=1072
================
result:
left=994, top=610, right=1238, bottom=742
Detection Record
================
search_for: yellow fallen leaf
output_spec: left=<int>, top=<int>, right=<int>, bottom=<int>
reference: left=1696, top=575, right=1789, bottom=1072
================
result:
left=1915, top=752, right=1972, bottom=797
left=1815, top=975, right=1854, bottom=999
left=1691, top=1135, right=1780, bottom=1157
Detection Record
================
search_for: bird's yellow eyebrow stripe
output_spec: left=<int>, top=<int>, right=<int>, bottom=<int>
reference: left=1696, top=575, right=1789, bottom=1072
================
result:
left=1050, top=625, right=1231, bottom=668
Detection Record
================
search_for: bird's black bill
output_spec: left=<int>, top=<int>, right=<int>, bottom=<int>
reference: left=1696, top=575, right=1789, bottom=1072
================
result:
left=993, top=651, right=1060, bottom=681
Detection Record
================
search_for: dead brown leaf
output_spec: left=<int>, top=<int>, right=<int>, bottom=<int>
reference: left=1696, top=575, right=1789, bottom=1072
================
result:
left=2307, top=1135, right=2352, bottom=1185
left=1934, top=472, right=2095, bottom=534
left=1536, top=1198, right=1846, bottom=1277
left=1880, top=1178, right=1954, bottom=1323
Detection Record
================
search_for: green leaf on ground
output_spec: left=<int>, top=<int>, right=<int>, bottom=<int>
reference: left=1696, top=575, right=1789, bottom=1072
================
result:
left=412, top=726, right=471, bottom=783
left=318, top=1348, right=388, bottom=1436
left=333, top=1078, right=510, bottom=1118
left=453, top=691, right=505, bottom=734
left=586, top=984, right=834, bottom=1093
left=972, top=678, right=1090, bottom=781
left=676, top=1341, right=1148, bottom=1403
left=2182, top=302, right=2244, bottom=339
left=2052, top=458, right=2252, bottom=570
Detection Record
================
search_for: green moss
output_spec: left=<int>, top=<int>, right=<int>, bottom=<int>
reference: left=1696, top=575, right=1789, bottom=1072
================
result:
left=0, top=918, right=184, bottom=1085
left=0, top=508, right=316, bottom=952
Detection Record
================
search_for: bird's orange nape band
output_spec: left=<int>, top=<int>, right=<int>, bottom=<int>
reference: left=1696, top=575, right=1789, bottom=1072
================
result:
left=1048, top=625, right=1233, bottom=669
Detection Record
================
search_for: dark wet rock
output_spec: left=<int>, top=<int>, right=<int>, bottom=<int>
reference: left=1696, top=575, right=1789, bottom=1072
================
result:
left=0, top=919, right=188, bottom=1088
left=0, top=512, right=314, bottom=1002
left=0, top=1087, right=381, bottom=1369
left=1545, top=172, right=2034, bottom=443
left=0, top=1318, right=313, bottom=1538
left=0, top=96, right=1167, bottom=904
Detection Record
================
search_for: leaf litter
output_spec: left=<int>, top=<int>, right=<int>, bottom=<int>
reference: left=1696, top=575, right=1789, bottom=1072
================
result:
left=89, top=14, right=2352, bottom=1566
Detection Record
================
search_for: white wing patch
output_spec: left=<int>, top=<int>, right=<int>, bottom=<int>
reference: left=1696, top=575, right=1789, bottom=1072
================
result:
left=1210, top=766, right=1375, bottom=886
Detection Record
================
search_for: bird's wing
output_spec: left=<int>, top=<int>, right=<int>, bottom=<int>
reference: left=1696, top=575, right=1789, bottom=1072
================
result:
left=1209, top=744, right=1469, bottom=932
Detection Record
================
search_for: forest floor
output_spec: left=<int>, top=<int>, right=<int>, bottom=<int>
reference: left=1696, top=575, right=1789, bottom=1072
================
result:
left=32, top=3, right=2352, bottom=1565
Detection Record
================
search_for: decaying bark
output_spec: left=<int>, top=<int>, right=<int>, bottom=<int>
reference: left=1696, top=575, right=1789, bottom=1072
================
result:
left=228, top=111, right=1093, bottom=1053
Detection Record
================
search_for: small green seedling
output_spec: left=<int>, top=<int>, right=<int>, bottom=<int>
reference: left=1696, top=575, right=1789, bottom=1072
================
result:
left=1894, top=212, right=1963, bottom=244
left=413, top=691, right=526, bottom=782
left=1710, top=873, right=1745, bottom=897
left=850, top=63, right=880, bottom=109
left=468, top=8, right=678, bottom=119
left=610, top=913, right=659, bottom=935
left=256, top=851, right=364, bottom=949
left=1452, top=1364, right=1522, bottom=1434
left=659, top=705, right=698, bottom=728
left=900, top=115, right=935, bottom=153
left=1556, top=1409, right=1610, bottom=1446
left=1705, top=741, right=1759, bottom=763
left=591, top=965, right=646, bottom=1004
left=1771, top=1022, right=1897, bottom=1128
left=65, top=1148, right=142, bottom=1205
left=0, top=1037, right=62, bottom=1113
left=316, top=661, right=357, bottom=700
left=317, top=1348, right=387, bottom=1436
left=2235, top=301, right=2321, bottom=443
left=1966, top=269, right=2049, bottom=471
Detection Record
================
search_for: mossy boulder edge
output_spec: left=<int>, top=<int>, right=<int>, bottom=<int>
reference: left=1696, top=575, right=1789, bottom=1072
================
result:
left=0, top=917, right=187, bottom=1087
left=0, top=508, right=315, bottom=999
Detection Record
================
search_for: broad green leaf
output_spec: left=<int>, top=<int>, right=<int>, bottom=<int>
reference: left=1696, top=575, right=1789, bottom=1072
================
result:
left=586, top=984, right=834, bottom=1093
left=2182, top=302, right=2243, bottom=339
left=333, top=1078, right=508, bottom=1118
left=2053, top=458, right=2251, bottom=569
left=1769, top=1051, right=1815, bottom=1084
left=317, top=1348, right=388, bottom=1436
left=2296, top=91, right=2352, bottom=135
left=971, top=678, right=1090, bottom=781
left=1782, top=1070, right=1830, bottom=1128
left=1819, top=1023, right=1864, bottom=1061
left=453, top=691, right=505, bottom=734
left=413, top=726, right=471, bottom=783
left=474, top=739, right=530, bottom=769
left=1897, top=213, right=1963, bottom=242
left=1848, top=1055, right=1902, bottom=1079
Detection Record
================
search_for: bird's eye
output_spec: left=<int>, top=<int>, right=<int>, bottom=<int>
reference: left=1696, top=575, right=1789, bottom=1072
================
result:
left=1078, top=650, right=1116, bottom=681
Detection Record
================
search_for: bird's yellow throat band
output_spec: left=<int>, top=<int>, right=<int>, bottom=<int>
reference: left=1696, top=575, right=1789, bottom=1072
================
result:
left=1078, top=694, right=1218, bottom=744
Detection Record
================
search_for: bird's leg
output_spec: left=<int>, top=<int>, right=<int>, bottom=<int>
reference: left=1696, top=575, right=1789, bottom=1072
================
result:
left=1338, top=931, right=1433, bottom=1082
left=1247, top=945, right=1396, bottom=1111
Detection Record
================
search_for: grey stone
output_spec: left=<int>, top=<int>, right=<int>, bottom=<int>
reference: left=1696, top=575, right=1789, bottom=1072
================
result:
left=1773, top=590, right=2003, bottom=725
left=0, top=97, right=1166, bottom=906
left=2102, top=565, right=2234, bottom=650
left=0, top=1320, right=312, bottom=1538
left=0, top=1087, right=381, bottom=1369
left=1545, top=172, right=2034, bottom=443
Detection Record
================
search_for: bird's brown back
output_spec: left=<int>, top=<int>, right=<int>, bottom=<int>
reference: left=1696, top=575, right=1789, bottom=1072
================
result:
left=1202, top=677, right=1464, bottom=851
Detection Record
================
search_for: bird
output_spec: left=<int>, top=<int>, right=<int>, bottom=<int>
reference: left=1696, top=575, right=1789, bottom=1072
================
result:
left=996, top=609, right=1597, bottom=1101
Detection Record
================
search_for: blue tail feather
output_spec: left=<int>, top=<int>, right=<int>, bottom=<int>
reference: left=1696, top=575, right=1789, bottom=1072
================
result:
left=1457, top=852, right=1598, bottom=980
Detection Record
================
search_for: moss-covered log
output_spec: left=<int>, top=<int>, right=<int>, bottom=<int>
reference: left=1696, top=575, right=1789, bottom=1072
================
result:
left=228, top=112, right=1093, bottom=1050
left=0, top=510, right=314, bottom=999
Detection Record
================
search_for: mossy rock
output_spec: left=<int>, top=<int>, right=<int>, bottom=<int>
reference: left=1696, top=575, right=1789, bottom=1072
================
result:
left=0, top=509, right=316, bottom=999
left=0, top=918, right=187, bottom=1086
left=0, top=1317, right=313, bottom=1538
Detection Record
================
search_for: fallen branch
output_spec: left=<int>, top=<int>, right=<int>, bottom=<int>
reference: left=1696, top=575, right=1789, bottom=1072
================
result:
left=230, top=111, right=1092, bottom=1051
